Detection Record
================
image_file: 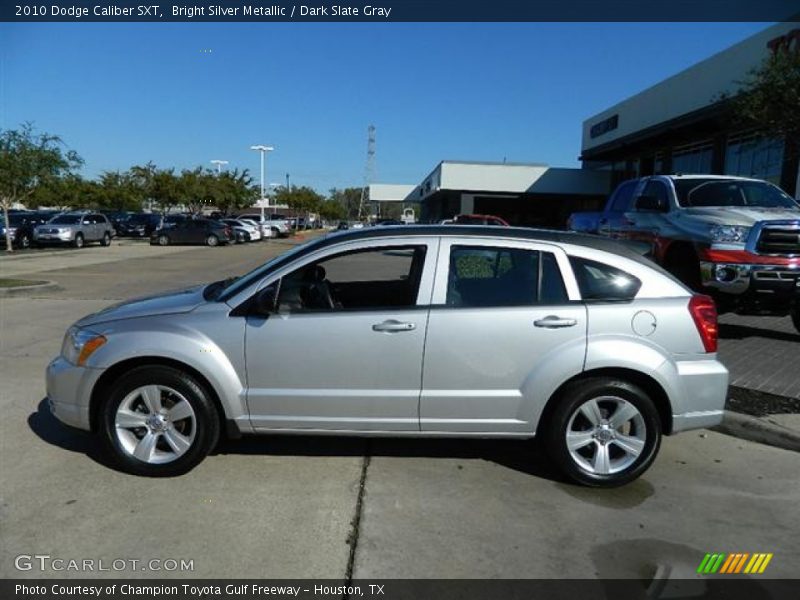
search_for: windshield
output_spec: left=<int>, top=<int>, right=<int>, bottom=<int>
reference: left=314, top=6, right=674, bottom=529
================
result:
left=214, top=235, right=329, bottom=302
left=50, top=215, right=82, bottom=224
left=675, top=179, right=798, bottom=209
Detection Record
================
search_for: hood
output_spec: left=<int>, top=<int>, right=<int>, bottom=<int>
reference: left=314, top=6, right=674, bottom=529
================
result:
left=76, top=285, right=207, bottom=328
left=678, top=206, right=800, bottom=227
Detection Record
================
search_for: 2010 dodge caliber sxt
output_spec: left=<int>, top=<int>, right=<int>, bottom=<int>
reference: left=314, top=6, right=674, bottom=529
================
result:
left=47, top=226, right=728, bottom=486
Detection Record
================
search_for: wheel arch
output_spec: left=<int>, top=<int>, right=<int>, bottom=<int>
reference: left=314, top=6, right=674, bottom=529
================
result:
left=89, top=356, right=240, bottom=439
left=538, top=367, right=673, bottom=436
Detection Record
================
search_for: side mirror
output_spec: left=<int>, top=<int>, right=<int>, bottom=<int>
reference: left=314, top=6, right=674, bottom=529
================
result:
left=637, top=195, right=668, bottom=212
left=254, top=285, right=278, bottom=315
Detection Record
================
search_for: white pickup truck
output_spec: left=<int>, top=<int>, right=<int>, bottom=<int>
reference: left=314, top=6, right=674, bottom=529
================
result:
left=569, top=174, right=800, bottom=331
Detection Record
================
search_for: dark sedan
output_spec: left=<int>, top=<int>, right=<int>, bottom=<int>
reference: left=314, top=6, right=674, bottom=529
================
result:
left=150, top=218, right=234, bottom=247
left=1, top=211, right=50, bottom=249
left=118, top=213, right=163, bottom=237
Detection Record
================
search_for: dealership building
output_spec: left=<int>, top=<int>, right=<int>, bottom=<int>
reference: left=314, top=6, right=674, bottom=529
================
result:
left=581, top=22, right=799, bottom=196
left=372, top=22, right=799, bottom=225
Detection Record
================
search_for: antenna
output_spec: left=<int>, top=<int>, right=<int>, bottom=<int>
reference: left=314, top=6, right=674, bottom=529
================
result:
left=358, top=124, right=376, bottom=219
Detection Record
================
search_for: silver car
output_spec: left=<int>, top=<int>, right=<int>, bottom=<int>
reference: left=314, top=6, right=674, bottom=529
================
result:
left=34, top=212, right=114, bottom=248
left=46, top=226, right=728, bottom=486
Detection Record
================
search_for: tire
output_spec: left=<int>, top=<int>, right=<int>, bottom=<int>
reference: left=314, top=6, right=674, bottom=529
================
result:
left=271, top=227, right=280, bottom=238
left=100, top=365, right=220, bottom=477
left=206, top=234, right=219, bottom=247
left=543, top=377, right=662, bottom=487
left=157, top=234, right=170, bottom=246
left=101, top=232, right=111, bottom=247
left=792, top=305, right=800, bottom=335
left=19, top=233, right=32, bottom=249
left=73, top=233, right=84, bottom=249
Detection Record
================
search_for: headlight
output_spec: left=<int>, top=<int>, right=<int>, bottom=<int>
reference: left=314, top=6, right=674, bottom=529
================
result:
left=61, top=327, right=107, bottom=366
left=709, top=225, right=751, bottom=244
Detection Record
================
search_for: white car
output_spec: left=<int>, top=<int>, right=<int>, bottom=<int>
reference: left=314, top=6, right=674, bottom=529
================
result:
left=222, top=219, right=261, bottom=242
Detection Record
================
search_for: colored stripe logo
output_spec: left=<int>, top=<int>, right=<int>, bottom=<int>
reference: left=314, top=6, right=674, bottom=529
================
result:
left=697, top=553, right=773, bottom=574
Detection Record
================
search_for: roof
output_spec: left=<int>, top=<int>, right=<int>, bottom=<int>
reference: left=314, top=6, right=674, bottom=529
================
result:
left=307, top=225, right=653, bottom=263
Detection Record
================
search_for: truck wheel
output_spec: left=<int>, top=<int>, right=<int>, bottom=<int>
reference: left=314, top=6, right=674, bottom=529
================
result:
left=100, top=365, right=220, bottom=477
left=544, top=377, right=662, bottom=487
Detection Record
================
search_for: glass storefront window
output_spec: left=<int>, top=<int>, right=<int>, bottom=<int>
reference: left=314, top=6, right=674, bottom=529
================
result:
left=724, top=134, right=785, bottom=185
left=672, top=140, right=713, bottom=174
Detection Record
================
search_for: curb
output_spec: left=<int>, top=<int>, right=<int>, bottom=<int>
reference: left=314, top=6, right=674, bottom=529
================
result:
left=0, top=280, right=61, bottom=296
left=712, top=411, right=800, bottom=453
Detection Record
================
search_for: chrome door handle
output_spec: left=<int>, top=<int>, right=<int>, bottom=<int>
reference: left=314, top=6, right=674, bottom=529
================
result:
left=534, top=316, right=577, bottom=329
left=372, top=320, right=416, bottom=333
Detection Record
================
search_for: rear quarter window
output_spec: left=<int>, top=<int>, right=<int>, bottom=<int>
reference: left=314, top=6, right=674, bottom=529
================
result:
left=569, top=257, right=641, bottom=302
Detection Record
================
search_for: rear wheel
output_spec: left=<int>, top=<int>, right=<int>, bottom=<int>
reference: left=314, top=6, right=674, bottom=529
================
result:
left=100, top=365, right=220, bottom=477
left=73, top=233, right=84, bottom=249
left=101, top=232, right=111, bottom=247
left=206, top=234, right=219, bottom=247
left=544, top=377, right=662, bottom=487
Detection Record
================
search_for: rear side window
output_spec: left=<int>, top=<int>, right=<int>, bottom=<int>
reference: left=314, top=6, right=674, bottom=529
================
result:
left=609, top=181, right=637, bottom=212
left=447, top=246, right=568, bottom=307
left=569, top=257, right=641, bottom=302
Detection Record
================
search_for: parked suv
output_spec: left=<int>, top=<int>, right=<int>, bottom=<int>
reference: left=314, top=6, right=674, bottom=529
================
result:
left=47, top=226, right=727, bottom=486
left=569, top=175, right=800, bottom=331
left=34, top=212, right=114, bottom=248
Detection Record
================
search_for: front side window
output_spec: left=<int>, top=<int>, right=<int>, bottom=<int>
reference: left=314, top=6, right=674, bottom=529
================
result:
left=569, top=257, right=641, bottom=302
left=446, top=246, right=568, bottom=307
left=609, top=180, right=637, bottom=212
left=276, top=245, right=427, bottom=312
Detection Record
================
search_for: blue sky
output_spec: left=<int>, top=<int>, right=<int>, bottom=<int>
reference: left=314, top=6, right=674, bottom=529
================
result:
left=0, top=22, right=769, bottom=192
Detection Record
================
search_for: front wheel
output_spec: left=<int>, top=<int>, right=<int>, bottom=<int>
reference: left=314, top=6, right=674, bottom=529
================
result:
left=73, top=233, right=84, bottom=249
left=157, top=234, right=170, bottom=246
left=101, top=232, right=111, bottom=247
left=544, top=377, right=661, bottom=487
left=19, top=233, right=32, bottom=249
left=206, top=234, right=219, bottom=247
left=100, top=365, right=220, bottom=477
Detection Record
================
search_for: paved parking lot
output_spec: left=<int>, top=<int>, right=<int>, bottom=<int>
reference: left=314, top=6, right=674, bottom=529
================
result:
left=1, top=239, right=798, bottom=580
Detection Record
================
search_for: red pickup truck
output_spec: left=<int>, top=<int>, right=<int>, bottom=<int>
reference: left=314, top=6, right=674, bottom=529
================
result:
left=568, top=174, right=800, bottom=332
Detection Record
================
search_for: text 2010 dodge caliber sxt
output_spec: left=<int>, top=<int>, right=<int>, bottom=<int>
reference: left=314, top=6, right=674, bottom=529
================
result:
left=47, top=226, right=728, bottom=486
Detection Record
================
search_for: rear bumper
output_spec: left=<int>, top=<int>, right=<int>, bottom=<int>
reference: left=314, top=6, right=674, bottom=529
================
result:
left=670, top=359, right=728, bottom=433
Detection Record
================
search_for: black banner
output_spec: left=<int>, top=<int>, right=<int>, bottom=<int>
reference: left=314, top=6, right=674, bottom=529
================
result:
left=3, top=580, right=800, bottom=600
left=3, top=1, right=800, bottom=22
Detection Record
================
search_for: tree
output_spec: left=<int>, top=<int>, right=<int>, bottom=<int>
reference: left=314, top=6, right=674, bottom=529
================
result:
left=328, top=187, right=363, bottom=220
left=724, top=46, right=800, bottom=192
left=96, top=170, right=145, bottom=211
left=277, top=186, right=324, bottom=227
left=0, top=123, right=83, bottom=251
left=211, top=168, right=256, bottom=215
left=30, top=173, right=95, bottom=210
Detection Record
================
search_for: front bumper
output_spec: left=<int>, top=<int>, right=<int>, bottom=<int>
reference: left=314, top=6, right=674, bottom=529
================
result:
left=46, top=356, right=103, bottom=431
left=670, top=359, right=728, bottom=433
left=35, top=232, right=74, bottom=243
left=700, top=262, right=800, bottom=296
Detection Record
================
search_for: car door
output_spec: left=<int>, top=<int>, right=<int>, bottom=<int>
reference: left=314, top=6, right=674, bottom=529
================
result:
left=627, top=179, right=671, bottom=251
left=420, top=237, right=587, bottom=434
left=80, top=215, right=95, bottom=241
left=243, top=237, right=438, bottom=431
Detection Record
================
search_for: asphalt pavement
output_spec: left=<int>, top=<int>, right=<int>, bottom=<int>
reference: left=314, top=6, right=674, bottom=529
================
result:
left=1, top=238, right=798, bottom=580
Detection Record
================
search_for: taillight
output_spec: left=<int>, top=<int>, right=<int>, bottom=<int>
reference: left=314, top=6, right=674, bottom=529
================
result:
left=688, top=294, right=718, bottom=353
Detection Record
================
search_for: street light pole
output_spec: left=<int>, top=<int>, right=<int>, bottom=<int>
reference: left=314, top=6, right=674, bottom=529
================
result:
left=210, top=159, right=228, bottom=175
left=249, top=145, right=274, bottom=222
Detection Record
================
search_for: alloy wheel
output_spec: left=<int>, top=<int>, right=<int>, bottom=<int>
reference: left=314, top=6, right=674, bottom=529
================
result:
left=565, top=396, right=646, bottom=475
left=114, top=384, right=197, bottom=464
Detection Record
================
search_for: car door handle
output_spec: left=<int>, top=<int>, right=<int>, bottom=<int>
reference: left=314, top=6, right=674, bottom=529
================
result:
left=534, top=316, right=578, bottom=329
left=372, top=320, right=416, bottom=333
